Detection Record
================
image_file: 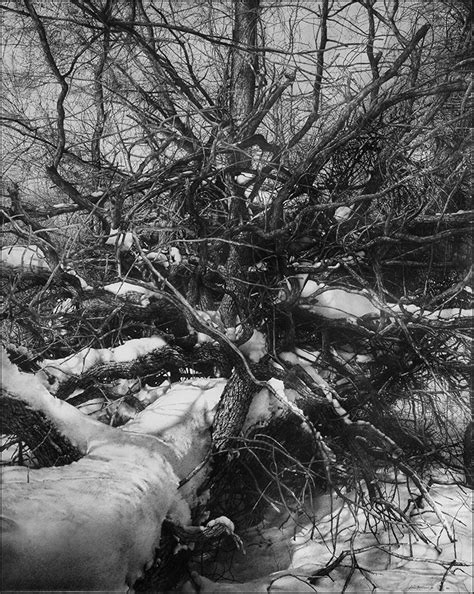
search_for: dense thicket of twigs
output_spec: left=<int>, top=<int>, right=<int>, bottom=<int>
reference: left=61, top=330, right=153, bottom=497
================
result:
left=1, top=0, right=472, bottom=589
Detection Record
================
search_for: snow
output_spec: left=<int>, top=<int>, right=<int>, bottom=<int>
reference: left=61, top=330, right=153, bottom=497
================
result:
left=332, top=347, right=374, bottom=364
left=169, top=246, right=182, bottom=265
left=279, top=349, right=332, bottom=385
left=206, top=516, right=235, bottom=532
left=192, top=310, right=223, bottom=345
left=289, top=480, right=473, bottom=592
left=289, top=279, right=380, bottom=320
left=388, top=303, right=473, bottom=321
left=104, top=280, right=157, bottom=305
left=243, top=378, right=288, bottom=432
left=2, top=353, right=227, bottom=591
left=72, top=377, right=150, bottom=422
left=279, top=278, right=471, bottom=324
left=123, top=378, right=227, bottom=509
left=105, top=228, right=134, bottom=252
left=38, top=335, right=168, bottom=386
left=306, top=288, right=380, bottom=320
left=112, top=336, right=167, bottom=361
left=235, top=172, right=254, bottom=185
left=136, top=380, right=172, bottom=406
left=64, top=267, right=92, bottom=290
left=183, top=478, right=472, bottom=593
left=238, top=329, right=267, bottom=362
left=1, top=433, right=181, bottom=591
left=299, top=278, right=324, bottom=298
left=1, top=347, right=107, bottom=451
left=76, top=396, right=107, bottom=416
left=248, top=261, right=268, bottom=272
left=334, top=205, right=353, bottom=222
left=0, top=245, right=51, bottom=272
left=123, top=378, right=226, bottom=464
left=251, top=190, right=272, bottom=207
left=145, top=250, right=169, bottom=265
left=427, top=307, right=473, bottom=320
left=139, top=247, right=182, bottom=269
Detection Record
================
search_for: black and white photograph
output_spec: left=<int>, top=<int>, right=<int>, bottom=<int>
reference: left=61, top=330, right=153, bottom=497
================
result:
left=1, top=1, right=472, bottom=591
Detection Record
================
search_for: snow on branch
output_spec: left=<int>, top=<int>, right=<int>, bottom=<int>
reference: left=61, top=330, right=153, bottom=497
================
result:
left=0, top=245, right=52, bottom=273
left=1, top=349, right=233, bottom=591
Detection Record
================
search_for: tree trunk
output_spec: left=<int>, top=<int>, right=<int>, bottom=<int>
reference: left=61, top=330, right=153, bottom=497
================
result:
left=219, top=0, right=260, bottom=327
left=212, top=368, right=260, bottom=453
left=230, top=0, right=259, bottom=126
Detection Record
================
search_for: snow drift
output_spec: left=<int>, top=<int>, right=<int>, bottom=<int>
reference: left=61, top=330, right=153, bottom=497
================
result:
left=0, top=349, right=226, bottom=591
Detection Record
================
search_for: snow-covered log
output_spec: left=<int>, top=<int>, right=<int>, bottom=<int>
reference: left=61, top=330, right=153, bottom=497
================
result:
left=0, top=245, right=51, bottom=273
left=0, top=349, right=227, bottom=591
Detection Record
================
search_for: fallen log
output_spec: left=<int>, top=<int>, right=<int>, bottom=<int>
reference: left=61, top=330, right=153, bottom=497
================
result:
left=0, top=348, right=227, bottom=591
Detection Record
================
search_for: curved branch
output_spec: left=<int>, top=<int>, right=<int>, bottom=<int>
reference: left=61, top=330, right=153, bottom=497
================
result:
left=24, top=0, right=69, bottom=167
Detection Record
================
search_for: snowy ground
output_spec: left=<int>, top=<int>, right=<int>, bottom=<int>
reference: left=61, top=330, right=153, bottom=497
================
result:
left=2, top=312, right=471, bottom=592
left=182, top=474, right=472, bottom=593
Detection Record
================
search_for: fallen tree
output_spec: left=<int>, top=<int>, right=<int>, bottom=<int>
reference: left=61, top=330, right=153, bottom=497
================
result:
left=1, top=0, right=472, bottom=591
left=1, top=283, right=471, bottom=589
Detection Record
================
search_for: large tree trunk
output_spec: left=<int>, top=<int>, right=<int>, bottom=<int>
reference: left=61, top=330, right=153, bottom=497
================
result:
left=230, top=0, right=259, bottom=125
left=219, top=0, right=260, bottom=327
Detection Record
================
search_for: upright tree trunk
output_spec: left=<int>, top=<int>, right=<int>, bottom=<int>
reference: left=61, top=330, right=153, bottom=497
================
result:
left=219, top=0, right=260, bottom=327
left=230, top=0, right=259, bottom=127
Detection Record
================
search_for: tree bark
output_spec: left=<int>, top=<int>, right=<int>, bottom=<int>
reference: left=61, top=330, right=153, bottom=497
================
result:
left=212, top=368, right=260, bottom=453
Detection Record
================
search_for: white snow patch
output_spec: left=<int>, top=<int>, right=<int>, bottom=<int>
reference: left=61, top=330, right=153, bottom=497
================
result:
left=105, top=228, right=134, bottom=252
left=388, top=303, right=473, bottom=321
left=145, top=250, right=169, bottom=265
left=279, top=349, right=331, bottom=382
left=123, top=378, right=226, bottom=459
left=248, top=261, right=268, bottom=272
left=243, top=378, right=289, bottom=432
left=206, top=516, right=235, bottom=533
left=109, top=378, right=141, bottom=397
left=111, top=336, right=167, bottom=362
left=183, top=478, right=472, bottom=593
left=251, top=190, right=272, bottom=207
left=124, top=378, right=227, bottom=508
left=136, top=380, right=172, bottom=406
left=299, top=278, right=325, bottom=298
left=1, top=348, right=107, bottom=451
left=305, top=287, right=380, bottom=320
left=238, top=330, right=267, bottom=362
left=1, top=352, right=224, bottom=591
left=0, top=245, right=51, bottom=272
left=193, top=310, right=223, bottom=345
left=169, top=246, right=182, bottom=265
left=333, top=348, right=374, bottom=364
left=334, top=205, right=353, bottom=222
left=64, top=267, right=92, bottom=290
left=290, top=481, right=472, bottom=592
left=38, top=336, right=167, bottom=386
left=293, top=348, right=321, bottom=364
left=283, top=280, right=472, bottom=323
left=104, top=281, right=157, bottom=306
left=235, top=172, right=254, bottom=185
left=1, top=430, right=182, bottom=591
left=76, top=397, right=106, bottom=416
